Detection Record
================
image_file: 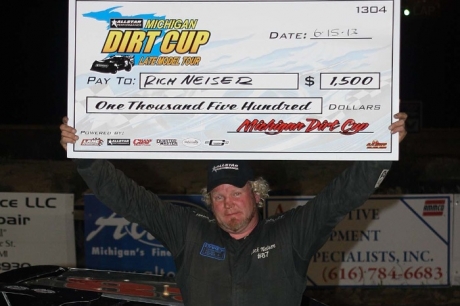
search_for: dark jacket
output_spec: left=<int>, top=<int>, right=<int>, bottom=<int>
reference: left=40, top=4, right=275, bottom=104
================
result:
left=76, top=159, right=391, bottom=306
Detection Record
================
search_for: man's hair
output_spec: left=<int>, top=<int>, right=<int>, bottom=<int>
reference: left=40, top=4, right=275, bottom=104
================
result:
left=201, top=177, right=270, bottom=209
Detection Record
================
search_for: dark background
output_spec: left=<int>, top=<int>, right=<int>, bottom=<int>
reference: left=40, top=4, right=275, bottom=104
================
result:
left=2, top=0, right=459, bottom=128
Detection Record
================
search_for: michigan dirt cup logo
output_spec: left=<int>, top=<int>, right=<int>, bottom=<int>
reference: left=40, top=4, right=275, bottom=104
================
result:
left=84, top=7, right=210, bottom=73
left=236, top=118, right=369, bottom=135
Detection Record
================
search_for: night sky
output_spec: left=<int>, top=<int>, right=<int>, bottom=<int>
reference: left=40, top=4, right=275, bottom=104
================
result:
left=3, top=0, right=458, bottom=128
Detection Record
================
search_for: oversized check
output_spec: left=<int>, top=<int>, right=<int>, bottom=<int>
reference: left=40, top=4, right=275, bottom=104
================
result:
left=67, top=0, right=400, bottom=160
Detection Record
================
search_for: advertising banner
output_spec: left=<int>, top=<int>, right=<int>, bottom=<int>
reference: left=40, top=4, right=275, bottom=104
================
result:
left=265, top=194, right=453, bottom=286
left=84, top=194, right=206, bottom=276
left=452, top=194, right=460, bottom=286
left=0, top=193, right=76, bottom=273
left=68, top=0, right=400, bottom=160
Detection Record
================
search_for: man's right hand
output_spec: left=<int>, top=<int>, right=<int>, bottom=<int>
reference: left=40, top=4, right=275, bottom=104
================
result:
left=60, top=116, right=79, bottom=151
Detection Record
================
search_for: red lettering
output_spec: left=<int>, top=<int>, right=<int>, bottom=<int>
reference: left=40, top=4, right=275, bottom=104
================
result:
left=341, top=119, right=369, bottom=135
left=305, top=119, right=340, bottom=132
left=236, top=119, right=305, bottom=134
left=133, top=139, right=153, bottom=145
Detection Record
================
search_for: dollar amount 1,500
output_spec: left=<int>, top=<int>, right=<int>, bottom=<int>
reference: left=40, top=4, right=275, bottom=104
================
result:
left=320, top=73, right=380, bottom=90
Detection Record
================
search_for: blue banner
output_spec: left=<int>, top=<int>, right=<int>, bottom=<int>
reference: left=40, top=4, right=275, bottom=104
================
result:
left=84, top=194, right=206, bottom=277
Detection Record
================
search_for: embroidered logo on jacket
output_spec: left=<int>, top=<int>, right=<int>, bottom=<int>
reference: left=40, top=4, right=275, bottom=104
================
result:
left=251, top=244, right=276, bottom=259
left=200, top=242, right=226, bottom=260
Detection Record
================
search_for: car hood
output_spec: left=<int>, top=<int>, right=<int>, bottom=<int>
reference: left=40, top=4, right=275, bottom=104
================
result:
left=0, top=265, right=184, bottom=305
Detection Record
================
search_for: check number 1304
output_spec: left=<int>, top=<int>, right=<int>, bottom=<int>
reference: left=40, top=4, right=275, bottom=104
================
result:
left=356, top=6, right=388, bottom=14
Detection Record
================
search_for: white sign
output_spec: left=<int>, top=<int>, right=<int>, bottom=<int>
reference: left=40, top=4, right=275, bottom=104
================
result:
left=67, top=0, right=400, bottom=160
left=0, top=193, right=76, bottom=273
left=452, top=194, right=460, bottom=286
left=265, top=195, right=452, bottom=286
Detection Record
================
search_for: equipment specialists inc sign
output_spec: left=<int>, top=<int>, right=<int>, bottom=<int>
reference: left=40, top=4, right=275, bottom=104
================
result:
left=266, top=194, right=453, bottom=286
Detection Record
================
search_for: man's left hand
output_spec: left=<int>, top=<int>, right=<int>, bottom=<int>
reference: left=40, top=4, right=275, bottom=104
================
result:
left=389, top=112, right=408, bottom=143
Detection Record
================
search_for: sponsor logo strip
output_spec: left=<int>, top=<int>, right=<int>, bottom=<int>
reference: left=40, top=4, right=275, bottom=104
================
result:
left=423, top=199, right=445, bottom=216
left=107, top=139, right=130, bottom=146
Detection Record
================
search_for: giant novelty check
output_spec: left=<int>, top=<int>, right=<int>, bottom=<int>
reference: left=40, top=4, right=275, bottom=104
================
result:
left=67, top=0, right=400, bottom=160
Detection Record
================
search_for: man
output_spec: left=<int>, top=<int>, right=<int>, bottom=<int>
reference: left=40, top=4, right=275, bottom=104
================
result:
left=60, top=113, right=407, bottom=306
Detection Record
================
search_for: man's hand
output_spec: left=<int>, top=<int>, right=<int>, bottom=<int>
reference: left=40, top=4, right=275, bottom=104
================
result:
left=60, top=116, right=79, bottom=151
left=389, top=112, right=408, bottom=143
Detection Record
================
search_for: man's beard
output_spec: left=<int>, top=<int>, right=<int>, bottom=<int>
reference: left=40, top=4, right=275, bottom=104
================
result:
left=218, top=205, right=257, bottom=234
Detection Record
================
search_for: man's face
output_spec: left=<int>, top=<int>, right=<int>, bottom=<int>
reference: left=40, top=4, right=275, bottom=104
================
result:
left=210, top=183, right=260, bottom=238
